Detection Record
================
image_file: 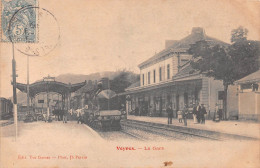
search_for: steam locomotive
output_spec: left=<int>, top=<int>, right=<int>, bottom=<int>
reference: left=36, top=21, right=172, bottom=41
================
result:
left=82, top=82, right=126, bottom=131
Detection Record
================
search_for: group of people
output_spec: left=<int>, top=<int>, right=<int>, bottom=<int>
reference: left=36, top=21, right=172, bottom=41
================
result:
left=192, top=103, right=207, bottom=124
left=75, top=108, right=84, bottom=124
left=177, top=104, right=189, bottom=126
left=166, top=102, right=207, bottom=126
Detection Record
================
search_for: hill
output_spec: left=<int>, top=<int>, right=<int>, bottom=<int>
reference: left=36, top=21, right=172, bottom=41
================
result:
left=14, top=71, right=138, bottom=105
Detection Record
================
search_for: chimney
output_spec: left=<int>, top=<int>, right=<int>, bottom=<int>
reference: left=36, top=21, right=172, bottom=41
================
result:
left=100, top=77, right=109, bottom=90
left=88, top=80, right=93, bottom=86
left=191, top=27, right=205, bottom=37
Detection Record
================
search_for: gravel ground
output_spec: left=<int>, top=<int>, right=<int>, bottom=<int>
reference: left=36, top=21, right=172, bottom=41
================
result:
left=1, top=121, right=259, bottom=168
left=97, top=130, right=137, bottom=141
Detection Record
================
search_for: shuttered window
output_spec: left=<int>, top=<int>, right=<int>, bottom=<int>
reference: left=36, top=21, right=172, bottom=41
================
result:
left=167, top=64, right=170, bottom=79
left=159, top=67, right=162, bottom=81
left=148, top=72, right=150, bottom=84
left=153, top=70, right=156, bottom=83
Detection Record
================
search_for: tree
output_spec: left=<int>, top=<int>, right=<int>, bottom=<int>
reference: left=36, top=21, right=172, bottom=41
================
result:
left=228, top=40, right=260, bottom=79
left=189, top=36, right=259, bottom=120
left=231, top=26, right=248, bottom=43
left=189, top=41, right=234, bottom=119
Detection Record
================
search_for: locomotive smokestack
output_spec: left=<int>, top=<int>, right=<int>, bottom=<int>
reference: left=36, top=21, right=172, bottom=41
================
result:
left=100, top=77, right=109, bottom=90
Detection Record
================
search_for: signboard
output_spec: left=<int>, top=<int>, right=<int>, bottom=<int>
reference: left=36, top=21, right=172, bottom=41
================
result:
left=43, top=75, right=55, bottom=82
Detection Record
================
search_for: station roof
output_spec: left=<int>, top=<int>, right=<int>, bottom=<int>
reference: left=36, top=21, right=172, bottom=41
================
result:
left=15, top=80, right=86, bottom=97
left=138, top=27, right=229, bottom=69
left=235, top=70, right=260, bottom=84
left=123, top=61, right=202, bottom=95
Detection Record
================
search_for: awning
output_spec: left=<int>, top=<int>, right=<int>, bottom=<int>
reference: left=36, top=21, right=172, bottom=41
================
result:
left=15, top=80, right=86, bottom=97
left=119, top=78, right=202, bottom=96
left=235, top=70, right=260, bottom=84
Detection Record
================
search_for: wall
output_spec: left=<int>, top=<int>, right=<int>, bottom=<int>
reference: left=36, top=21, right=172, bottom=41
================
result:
left=140, top=56, right=175, bottom=86
left=227, top=85, right=238, bottom=118
left=207, top=78, right=238, bottom=118
left=34, top=92, right=61, bottom=108
left=239, top=92, right=259, bottom=120
left=208, top=78, right=224, bottom=117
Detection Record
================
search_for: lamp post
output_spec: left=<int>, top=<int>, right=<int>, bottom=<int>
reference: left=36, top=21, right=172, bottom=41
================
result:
left=27, top=55, right=30, bottom=115
left=12, top=43, right=18, bottom=141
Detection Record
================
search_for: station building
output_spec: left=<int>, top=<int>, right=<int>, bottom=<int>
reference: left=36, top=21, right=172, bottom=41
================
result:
left=124, top=27, right=238, bottom=118
left=235, top=70, right=260, bottom=120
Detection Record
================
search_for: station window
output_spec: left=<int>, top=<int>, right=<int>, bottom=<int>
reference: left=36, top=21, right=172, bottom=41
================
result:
left=148, top=72, right=150, bottom=84
left=153, top=70, right=156, bottom=83
left=142, top=74, right=144, bottom=85
left=159, top=67, right=162, bottom=81
left=167, top=64, right=170, bottom=79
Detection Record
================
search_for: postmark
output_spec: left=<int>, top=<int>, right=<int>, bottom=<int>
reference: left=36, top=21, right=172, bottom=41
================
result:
left=9, top=7, right=60, bottom=56
left=1, top=0, right=38, bottom=43
left=1, top=0, right=60, bottom=57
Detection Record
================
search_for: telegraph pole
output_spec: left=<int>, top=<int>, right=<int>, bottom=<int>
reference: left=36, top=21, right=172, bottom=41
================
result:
left=12, top=43, right=18, bottom=141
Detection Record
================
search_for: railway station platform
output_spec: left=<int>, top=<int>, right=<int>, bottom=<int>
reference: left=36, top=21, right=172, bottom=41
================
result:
left=127, top=115, right=260, bottom=139
left=0, top=119, right=13, bottom=127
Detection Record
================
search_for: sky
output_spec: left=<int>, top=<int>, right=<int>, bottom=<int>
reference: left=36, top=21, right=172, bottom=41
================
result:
left=1, top=0, right=260, bottom=98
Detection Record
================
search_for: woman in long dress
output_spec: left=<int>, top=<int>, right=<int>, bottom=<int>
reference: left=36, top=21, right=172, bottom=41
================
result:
left=213, top=104, right=220, bottom=122
left=192, top=103, right=197, bottom=123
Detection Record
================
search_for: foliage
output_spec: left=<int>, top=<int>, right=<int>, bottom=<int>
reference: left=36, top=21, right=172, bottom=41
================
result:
left=228, top=40, right=260, bottom=80
left=231, top=26, right=248, bottom=43
left=188, top=41, right=235, bottom=85
left=110, top=70, right=139, bottom=93
left=188, top=33, right=259, bottom=119
left=189, top=39, right=259, bottom=86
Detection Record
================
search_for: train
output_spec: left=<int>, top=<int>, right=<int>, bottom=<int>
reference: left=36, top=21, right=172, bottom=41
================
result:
left=0, top=97, right=13, bottom=120
left=81, top=83, right=126, bottom=131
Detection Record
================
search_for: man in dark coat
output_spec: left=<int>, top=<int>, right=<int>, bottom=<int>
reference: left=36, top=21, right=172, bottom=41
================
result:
left=201, top=104, right=207, bottom=124
left=183, top=104, right=189, bottom=126
left=166, top=105, right=173, bottom=124
left=196, top=103, right=201, bottom=123
left=63, top=109, right=68, bottom=123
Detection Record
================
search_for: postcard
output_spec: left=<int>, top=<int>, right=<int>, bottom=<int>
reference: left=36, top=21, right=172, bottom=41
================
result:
left=0, top=0, right=259, bottom=168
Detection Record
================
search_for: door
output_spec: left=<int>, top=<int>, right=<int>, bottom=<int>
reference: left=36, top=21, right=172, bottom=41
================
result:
left=176, top=94, right=179, bottom=111
left=184, top=92, right=188, bottom=107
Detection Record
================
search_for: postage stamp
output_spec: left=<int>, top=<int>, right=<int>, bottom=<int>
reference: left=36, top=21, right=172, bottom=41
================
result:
left=1, top=0, right=38, bottom=43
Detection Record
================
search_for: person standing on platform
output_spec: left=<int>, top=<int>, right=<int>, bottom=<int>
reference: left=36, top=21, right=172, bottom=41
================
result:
left=213, top=104, right=220, bottom=122
left=177, top=110, right=183, bottom=123
left=196, top=103, right=201, bottom=123
left=63, top=110, right=68, bottom=123
left=76, top=109, right=81, bottom=124
left=149, top=105, right=153, bottom=117
left=166, top=105, right=173, bottom=124
left=201, top=104, right=207, bottom=124
left=183, top=104, right=189, bottom=126
left=192, top=103, right=197, bottom=124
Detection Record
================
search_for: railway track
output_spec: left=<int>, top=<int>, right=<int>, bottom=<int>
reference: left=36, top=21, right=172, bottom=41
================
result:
left=120, top=129, right=147, bottom=141
left=121, top=120, right=222, bottom=141
left=121, top=122, right=186, bottom=140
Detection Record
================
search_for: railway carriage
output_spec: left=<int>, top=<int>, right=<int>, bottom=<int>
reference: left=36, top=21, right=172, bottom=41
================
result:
left=0, top=98, right=13, bottom=120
